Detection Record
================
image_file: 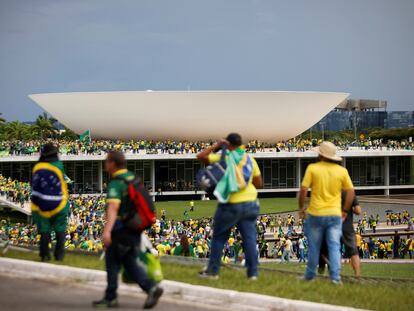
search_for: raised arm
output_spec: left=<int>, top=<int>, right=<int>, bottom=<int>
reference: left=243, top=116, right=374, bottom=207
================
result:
left=196, top=139, right=228, bottom=164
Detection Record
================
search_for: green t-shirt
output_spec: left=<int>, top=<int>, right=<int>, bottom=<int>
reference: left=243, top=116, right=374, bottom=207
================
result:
left=106, top=168, right=135, bottom=230
left=173, top=244, right=195, bottom=257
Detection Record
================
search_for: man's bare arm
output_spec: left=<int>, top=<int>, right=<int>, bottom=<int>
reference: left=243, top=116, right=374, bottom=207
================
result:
left=342, top=188, right=355, bottom=213
left=298, top=186, right=308, bottom=219
left=103, top=201, right=120, bottom=247
left=252, top=175, right=263, bottom=189
left=353, top=204, right=362, bottom=215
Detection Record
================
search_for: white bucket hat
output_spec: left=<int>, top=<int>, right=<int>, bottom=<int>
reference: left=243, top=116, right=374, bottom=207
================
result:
left=315, top=141, right=342, bottom=162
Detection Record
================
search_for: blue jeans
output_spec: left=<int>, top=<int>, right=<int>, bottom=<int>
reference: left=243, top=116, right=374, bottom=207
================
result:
left=281, top=250, right=291, bottom=263
left=298, top=248, right=305, bottom=262
left=304, top=215, right=342, bottom=281
left=207, top=200, right=259, bottom=277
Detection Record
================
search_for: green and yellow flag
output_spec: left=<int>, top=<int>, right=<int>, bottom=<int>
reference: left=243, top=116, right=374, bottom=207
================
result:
left=79, top=129, right=91, bottom=142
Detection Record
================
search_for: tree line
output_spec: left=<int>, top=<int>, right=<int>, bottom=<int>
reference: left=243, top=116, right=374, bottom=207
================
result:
left=0, top=112, right=78, bottom=141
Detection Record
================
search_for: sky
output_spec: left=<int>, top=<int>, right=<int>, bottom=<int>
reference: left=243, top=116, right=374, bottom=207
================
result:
left=0, top=0, right=413, bottom=121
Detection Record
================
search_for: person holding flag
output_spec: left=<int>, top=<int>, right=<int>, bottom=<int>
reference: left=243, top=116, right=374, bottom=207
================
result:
left=80, top=129, right=91, bottom=143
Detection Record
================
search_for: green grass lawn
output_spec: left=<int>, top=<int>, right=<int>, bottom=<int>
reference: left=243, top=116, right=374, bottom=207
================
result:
left=2, top=249, right=413, bottom=311
left=155, top=197, right=298, bottom=220
left=261, top=261, right=414, bottom=280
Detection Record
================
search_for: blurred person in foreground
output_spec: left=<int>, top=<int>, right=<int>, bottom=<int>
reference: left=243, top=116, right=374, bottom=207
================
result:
left=319, top=191, right=362, bottom=277
left=197, top=133, right=263, bottom=279
left=93, top=151, right=162, bottom=309
left=298, top=141, right=355, bottom=284
left=31, top=143, right=69, bottom=262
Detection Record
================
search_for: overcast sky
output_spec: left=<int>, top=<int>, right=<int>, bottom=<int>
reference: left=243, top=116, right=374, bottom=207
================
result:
left=0, top=0, right=413, bottom=121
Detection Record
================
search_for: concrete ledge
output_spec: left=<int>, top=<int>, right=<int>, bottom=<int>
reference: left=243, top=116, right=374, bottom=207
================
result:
left=0, top=257, right=367, bottom=311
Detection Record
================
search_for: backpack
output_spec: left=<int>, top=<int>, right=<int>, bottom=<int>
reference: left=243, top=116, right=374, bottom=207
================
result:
left=116, top=175, right=156, bottom=232
left=196, top=146, right=227, bottom=197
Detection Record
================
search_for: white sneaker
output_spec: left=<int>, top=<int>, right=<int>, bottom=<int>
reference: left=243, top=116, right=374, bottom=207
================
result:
left=248, top=276, right=258, bottom=281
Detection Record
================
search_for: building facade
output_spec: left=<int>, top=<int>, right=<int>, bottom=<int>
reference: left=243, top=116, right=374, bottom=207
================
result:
left=1, top=150, right=413, bottom=198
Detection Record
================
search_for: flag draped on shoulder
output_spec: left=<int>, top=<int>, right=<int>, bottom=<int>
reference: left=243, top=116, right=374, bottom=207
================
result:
left=31, top=162, right=68, bottom=218
left=213, top=147, right=253, bottom=203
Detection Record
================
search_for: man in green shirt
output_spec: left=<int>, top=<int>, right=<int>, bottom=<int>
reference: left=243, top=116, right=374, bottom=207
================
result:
left=93, top=151, right=163, bottom=309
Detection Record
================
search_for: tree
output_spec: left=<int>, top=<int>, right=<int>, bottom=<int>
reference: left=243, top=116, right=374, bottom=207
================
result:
left=60, top=126, right=79, bottom=140
left=33, top=113, right=58, bottom=139
left=3, top=121, right=32, bottom=140
left=0, top=113, right=6, bottom=124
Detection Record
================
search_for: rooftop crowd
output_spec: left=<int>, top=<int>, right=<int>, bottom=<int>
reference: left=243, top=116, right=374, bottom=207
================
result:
left=0, top=137, right=413, bottom=157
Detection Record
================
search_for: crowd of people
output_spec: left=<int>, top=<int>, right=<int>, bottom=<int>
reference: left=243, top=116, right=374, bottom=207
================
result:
left=355, top=233, right=414, bottom=260
left=0, top=137, right=413, bottom=157
left=0, top=194, right=106, bottom=252
left=1, top=136, right=414, bottom=304
left=2, top=198, right=413, bottom=261
left=0, top=174, right=30, bottom=207
left=1, top=169, right=413, bottom=261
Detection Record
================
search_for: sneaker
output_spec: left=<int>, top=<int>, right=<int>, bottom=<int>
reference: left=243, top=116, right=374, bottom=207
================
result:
left=248, top=276, right=258, bottom=281
left=92, top=298, right=119, bottom=308
left=297, top=276, right=315, bottom=282
left=198, top=271, right=219, bottom=280
left=331, top=279, right=343, bottom=286
left=143, top=286, right=164, bottom=309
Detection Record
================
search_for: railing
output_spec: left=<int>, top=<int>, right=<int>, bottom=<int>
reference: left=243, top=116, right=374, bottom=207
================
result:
left=0, top=195, right=31, bottom=215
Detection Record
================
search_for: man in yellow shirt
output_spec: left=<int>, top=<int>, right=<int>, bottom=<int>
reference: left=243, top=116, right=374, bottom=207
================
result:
left=298, top=141, right=355, bottom=284
left=408, top=239, right=413, bottom=259
left=197, top=133, right=262, bottom=279
left=387, top=239, right=393, bottom=258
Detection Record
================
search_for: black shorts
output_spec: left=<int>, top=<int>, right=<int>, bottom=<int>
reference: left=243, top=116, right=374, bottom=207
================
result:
left=341, top=228, right=358, bottom=258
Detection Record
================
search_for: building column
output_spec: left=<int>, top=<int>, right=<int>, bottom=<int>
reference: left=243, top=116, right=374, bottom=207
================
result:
left=296, top=158, right=301, bottom=188
left=98, top=161, right=103, bottom=193
left=384, top=156, right=390, bottom=197
left=151, top=160, right=156, bottom=202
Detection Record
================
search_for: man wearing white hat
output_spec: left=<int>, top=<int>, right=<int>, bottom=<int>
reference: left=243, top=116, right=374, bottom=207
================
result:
left=298, top=141, right=355, bottom=284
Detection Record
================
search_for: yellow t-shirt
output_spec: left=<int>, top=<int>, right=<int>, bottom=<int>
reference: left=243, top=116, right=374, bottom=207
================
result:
left=301, top=161, right=353, bottom=217
left=208, top=153, right=261, bottom=204
left=156, top=244, right=166, bottom=256
left=355, top=233, right=361, bottom=247
left=387, top=241, right=393, bottom=252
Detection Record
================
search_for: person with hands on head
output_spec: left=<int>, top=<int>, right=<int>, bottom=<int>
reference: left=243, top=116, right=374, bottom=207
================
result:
left=298, top=141, right=354, bottom=284
left=197, top=133, right=262, bottom=280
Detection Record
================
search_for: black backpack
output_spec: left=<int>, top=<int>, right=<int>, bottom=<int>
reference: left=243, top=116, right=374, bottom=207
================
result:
left=196, top=146, right=227, bottom=197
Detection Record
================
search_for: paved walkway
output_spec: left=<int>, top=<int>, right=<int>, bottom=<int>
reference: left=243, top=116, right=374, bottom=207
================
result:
left=0, top=273, right=220, bottom=311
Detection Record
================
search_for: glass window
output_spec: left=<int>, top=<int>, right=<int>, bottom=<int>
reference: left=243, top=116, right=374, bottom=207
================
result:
left=389, top=156, right=413, bottom=185
left=346, top=157, right=384, bottom=186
